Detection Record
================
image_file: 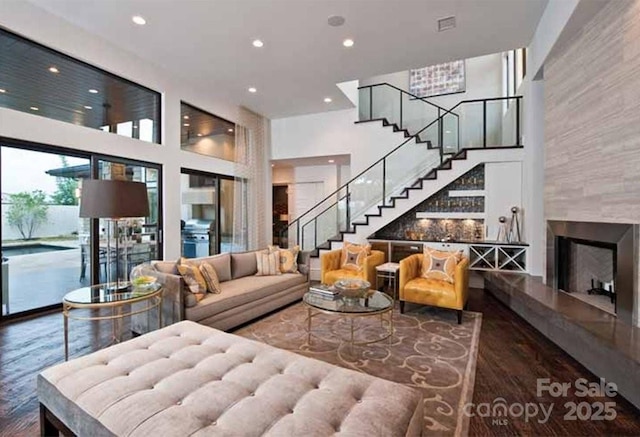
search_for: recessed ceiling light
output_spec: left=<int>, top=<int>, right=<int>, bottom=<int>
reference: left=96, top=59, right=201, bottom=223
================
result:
left=132, top=15, right=146, bottom=25
left=248, top=87, right=257, bottom=93
left=48, top=66, right=59, bottom=74
left=30, top=106, right=39, bottom=111
left=252, top=39, right=264, bottom=48
left=0, top=89, right=6, bottom=93
left=343, top=39, right=354, bottom=48
left=328, top=159, right=335, bottom=163
left=228, top=128, right=234, bottom=133
left=183, top=115, right=189, bottom=119
left=324, top=97, right=332, bottom=103
left=327, top=15, right=345, bottom=27
left=84, top=105, right=92, bottom=110
left=89, top=89, right=99, bottom=94
left=183, top=123, right=190, bottom=127
left=197, top=133, right=203, bottom=137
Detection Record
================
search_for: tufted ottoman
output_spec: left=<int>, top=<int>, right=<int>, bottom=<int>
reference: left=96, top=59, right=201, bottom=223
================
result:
left=38, top=321, right=423, bottom=436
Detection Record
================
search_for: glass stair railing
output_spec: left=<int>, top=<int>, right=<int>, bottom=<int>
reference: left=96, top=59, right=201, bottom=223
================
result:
left=358, top=83, right=454, bottom=144
left=281, top=95, right=523, bottom=254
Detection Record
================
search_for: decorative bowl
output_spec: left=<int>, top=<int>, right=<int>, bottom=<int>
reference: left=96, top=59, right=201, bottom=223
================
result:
left=334, top=279, right=372, bottom=299
left=131, top=275, right=157, bottom=290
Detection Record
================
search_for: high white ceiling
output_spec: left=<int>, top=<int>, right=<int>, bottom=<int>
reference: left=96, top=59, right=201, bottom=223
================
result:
left=28, top=0, right=548, bottom=119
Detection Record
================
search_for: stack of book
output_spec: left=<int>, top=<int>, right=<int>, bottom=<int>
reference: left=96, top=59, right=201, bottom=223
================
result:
left=309, top=284, right=340, bottom=299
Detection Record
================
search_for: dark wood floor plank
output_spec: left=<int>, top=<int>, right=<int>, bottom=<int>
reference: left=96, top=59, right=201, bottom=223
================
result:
left=467, top=288, right=640, bottom=436
left=1, top=290, right=639, bottom=436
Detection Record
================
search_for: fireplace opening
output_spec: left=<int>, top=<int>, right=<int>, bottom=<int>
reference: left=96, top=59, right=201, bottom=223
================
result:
left=556, top=236, right=616, bottom=315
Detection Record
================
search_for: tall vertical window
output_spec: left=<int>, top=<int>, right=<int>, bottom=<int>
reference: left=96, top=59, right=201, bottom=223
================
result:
left=0, top=29, right=161, bottom=143
left=503, top=48, right=527, bottom=98
left=180, top=102, right=243, bottom=162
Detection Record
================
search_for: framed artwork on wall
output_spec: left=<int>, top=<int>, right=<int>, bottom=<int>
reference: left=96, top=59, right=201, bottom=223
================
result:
left=409, top=60, right=466, bottom=98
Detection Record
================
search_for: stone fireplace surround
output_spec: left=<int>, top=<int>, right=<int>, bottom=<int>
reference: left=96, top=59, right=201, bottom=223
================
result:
left=546, top=220, right=638, bottom=325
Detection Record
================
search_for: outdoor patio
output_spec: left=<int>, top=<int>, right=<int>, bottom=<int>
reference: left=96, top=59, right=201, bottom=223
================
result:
left=2, top=240, right=88, bottom=315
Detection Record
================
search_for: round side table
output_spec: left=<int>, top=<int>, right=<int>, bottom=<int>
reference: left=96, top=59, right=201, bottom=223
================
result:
left=62, top=282, right=163, bottom=361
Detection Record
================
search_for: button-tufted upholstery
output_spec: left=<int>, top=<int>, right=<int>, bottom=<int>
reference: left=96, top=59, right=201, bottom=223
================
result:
left=39, top=321, right=423, bottom=436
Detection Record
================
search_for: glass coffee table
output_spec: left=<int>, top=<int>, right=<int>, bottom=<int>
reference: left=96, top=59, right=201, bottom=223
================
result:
left=62, top=282, right=163, bottom=361
left=303, top=290, right=394, bottom=349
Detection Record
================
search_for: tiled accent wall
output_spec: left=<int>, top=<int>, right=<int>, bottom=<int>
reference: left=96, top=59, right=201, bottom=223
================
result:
left=371, top=164, right=485, bottom=241
left=544, top=0, right=640, bottom=324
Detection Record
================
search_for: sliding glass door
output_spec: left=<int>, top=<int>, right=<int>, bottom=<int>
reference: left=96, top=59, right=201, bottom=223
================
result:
left=0, top=140, right=163, bottom=320
left=1, top=143, right=91, bottom=317
left=180, top=169, right=247, bottom=258
left=96, top=158, right=162, bottom=284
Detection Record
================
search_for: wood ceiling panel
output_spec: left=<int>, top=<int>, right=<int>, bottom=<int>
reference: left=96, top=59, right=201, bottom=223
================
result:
left=0, top=29, right=160, bottom=133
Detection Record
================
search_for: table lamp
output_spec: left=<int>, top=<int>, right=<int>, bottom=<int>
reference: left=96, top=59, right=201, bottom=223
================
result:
left=79, top=179, right=150, bottom=290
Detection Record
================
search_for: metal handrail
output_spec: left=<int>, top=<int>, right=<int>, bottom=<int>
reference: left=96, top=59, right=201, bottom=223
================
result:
left=283, top=95, right=523, bottom=249
left=358, top=82, right=455, bottom=115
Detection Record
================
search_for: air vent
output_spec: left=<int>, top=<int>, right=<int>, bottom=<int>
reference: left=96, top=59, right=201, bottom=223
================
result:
left=437, top=16, right=456, bottom=32
left=328, top=15, right=346, bottom=27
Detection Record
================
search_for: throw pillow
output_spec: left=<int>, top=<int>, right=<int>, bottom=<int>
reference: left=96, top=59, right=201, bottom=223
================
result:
left=176, top=259, right=207, bottom=299
left=421, top=247, right=458, bottom=283
left=256, top=251, right=281, bottom=276
left=268, top=244, right=300, bottom=273
left=199, top=263, right=221, bottom=294
left=341, top=242, right=369, bottom=272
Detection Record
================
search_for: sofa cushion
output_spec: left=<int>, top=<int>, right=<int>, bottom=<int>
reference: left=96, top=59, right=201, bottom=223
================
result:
left=152, top=260, right=178, bottom=275
left=231, top=250, right=258, bottom=279
left=421, top=247, right=458, bottom=283
left=341, top=242, right=369, bottom=272
left=404, top=277, right=457, bottom=308
left=199, top=263, right=221, bottom=294
left=256, top=251, right=282, bottom=276
left=324, top=268, right=362, bottom=285
left=185, top=273, right=306, bottom=321
left=176, top=261, right=207, bottom=297
left=196, top=253, right=232, bottom=282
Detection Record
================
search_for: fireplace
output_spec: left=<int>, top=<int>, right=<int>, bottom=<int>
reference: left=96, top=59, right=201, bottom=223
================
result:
left=556, top=237, right=616, bottom=313
left=547, top=221, right=638, bottom=324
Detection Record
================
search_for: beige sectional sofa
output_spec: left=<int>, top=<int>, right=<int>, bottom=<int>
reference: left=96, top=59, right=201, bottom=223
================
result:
left=133, top=249, right=310, bottom=333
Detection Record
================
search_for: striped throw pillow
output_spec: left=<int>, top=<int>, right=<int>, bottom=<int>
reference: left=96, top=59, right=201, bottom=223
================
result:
left=199, top=263, right=221, bottom=294
left=256, top=251, right=281, bottom=276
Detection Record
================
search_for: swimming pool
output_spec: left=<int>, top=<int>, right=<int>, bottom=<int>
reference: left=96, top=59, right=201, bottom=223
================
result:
left=2, top=244, right=74, bottom=257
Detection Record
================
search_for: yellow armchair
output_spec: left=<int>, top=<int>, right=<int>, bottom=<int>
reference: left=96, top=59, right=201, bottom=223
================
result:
left=399, top=254, right=470, bottom=324
left=321, top=249, right=385, bottom=286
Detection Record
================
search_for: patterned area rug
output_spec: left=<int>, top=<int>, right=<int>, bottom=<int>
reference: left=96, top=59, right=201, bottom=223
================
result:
left=234, top=302, right=482, bottom=436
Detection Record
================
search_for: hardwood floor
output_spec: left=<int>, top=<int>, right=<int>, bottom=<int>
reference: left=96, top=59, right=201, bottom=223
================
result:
left=1, top=289, right=639, bottom=436
left=467, top=288, right=640, bottom=436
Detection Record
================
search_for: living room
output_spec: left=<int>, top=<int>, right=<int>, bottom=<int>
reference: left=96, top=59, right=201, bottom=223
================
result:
left=2, top=0, right=640, bottom=436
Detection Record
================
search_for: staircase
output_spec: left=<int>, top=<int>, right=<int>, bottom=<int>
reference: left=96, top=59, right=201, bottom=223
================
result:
left=280, top=83, right=523, bottom=264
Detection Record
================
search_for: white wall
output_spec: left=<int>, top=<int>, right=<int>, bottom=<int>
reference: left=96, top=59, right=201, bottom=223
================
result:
left=520, top=77, right=545, bottom=277
left=1, top=204, right=80, bottom=241
left=359, top=53, right=504, bottom=106
left=0, top=2, right=265, bottom=258
left=271, top=108, right=407, bottom=177
left=484, top=162, right=523, bottom=241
